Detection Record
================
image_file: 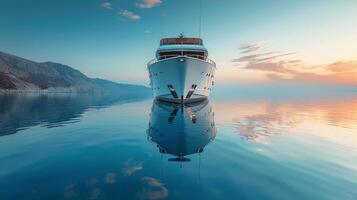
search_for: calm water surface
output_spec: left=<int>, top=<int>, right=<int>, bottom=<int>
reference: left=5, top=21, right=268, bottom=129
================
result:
left=0, top=90, right=356, bottom=200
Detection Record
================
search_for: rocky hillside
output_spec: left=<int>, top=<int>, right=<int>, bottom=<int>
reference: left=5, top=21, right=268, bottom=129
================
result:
left=0, top=51, right=151, bottom=96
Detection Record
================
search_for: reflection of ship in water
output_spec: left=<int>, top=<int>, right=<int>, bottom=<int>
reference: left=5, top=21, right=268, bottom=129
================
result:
left=147, top=100, right=217, bottom=162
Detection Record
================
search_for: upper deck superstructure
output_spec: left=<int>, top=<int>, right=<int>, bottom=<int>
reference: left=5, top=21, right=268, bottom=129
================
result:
left=160, top=37, right=203, bottom=45
left=156, top=38, right=208, bottom=61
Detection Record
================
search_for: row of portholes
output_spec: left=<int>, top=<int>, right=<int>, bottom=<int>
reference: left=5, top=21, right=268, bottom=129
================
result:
left=154, top=86, right=210, bottom=91
left=149, top=72, right=163, bottom=77
left=201, top=71, right=214, bottom=78
left=206, top=74, right=214, bottom=78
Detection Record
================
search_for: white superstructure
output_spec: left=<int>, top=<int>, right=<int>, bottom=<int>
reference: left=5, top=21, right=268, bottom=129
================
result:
left=147, top=37, right=216, bottom=104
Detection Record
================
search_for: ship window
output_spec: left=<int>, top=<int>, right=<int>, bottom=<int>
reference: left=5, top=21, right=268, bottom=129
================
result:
left=159, top=51, right=205, bottom=60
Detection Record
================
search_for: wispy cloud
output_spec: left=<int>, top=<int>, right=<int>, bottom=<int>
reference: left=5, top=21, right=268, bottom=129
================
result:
left=245, top=61, right=298, bottom=74
left=326, top=61, right=357, bottom=73
left=101, top=2, right=113, bottom=10
left=232, top=52, right=294, bottom=64
left=119, top=10, right=141, bottom=20
left=239, top=42, right=266, bottom=54
left=136, top=0, right=162, bottom=9
left=232, top=42, right=357, bottom=85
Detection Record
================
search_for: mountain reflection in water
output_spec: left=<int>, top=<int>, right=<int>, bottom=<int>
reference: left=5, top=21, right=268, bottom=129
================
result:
left=147, top=100, right=217, bottom=162
left=0, top=93, right=149, bottom=136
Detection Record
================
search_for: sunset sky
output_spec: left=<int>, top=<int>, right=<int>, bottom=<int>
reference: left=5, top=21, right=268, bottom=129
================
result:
left=0, top=0, right=356, bottom=86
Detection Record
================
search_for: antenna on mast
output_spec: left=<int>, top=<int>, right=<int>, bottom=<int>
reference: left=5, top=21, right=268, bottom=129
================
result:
left=199, top=0, right=202, bottom=37
left=160, top=2, right=164, bottom=38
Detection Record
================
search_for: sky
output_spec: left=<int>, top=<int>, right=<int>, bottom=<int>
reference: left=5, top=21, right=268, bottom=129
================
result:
left=0, top=0, right=356, bottom=86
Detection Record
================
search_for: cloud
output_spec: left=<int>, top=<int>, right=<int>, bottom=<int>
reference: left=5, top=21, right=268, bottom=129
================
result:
left=256, top=53, right=295, bottom=63
left=101, top=2, right=113, bottom=10
left=326, top=61, right=357, bottom=73
left=232, top=42, right=357, bottom=85
left=232, top=47, right=298, bottom=74
left=136, top=0, right=162, bottom=9
left=232, top=52, right=294, bottom=64
left=292, top=71, right=357, bottom=85
left=119, top=10, right=141, bottom=20
left=245, top=61, right=297, bottom=74
left=239, top=42, right=266, bottom=54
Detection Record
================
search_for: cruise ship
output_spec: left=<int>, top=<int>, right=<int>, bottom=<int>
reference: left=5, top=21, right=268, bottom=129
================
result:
left=147, top=36, right=216, bottom=104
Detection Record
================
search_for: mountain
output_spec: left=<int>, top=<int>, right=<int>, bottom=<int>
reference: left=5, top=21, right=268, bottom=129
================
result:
left=92, top=78, right=150, bottom=96
left=0, top=51, right=151, bottom=96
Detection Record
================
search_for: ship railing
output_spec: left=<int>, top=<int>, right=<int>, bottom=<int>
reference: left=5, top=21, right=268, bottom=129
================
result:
left=205, top=57, right=216, bottom=66
left=147, top=58, right=158, bottom=66
left=147, top=55, right=216, bottom=67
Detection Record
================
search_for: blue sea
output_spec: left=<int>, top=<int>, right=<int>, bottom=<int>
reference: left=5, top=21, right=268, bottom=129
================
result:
left=0, top=87, right=356, bottom=200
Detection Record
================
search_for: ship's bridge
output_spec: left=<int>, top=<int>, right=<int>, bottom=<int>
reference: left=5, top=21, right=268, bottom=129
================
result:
left=156, top=38, right=208, bottom=60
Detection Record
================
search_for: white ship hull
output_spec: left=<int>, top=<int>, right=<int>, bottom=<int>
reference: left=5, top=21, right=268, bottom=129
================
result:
left=148, top=56, right=216, bottom=103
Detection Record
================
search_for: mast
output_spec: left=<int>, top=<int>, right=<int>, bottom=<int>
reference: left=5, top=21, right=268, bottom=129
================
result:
left=160, top=1, right=164, bottom=38
left=199, top=0, right=202, bottom=38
